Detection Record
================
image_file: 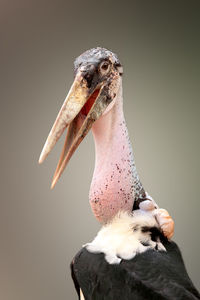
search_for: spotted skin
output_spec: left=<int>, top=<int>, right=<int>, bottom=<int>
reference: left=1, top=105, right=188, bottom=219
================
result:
left=89, top=82, right=147, bottom=223
left=89, top=81, right=174, bottom=239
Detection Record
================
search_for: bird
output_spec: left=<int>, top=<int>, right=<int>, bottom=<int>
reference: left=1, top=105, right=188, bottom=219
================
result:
left=39, top=47, right=200, bottom=299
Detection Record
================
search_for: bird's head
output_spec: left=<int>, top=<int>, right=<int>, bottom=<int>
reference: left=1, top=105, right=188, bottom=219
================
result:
left=39, top=47, right=123, bottom=188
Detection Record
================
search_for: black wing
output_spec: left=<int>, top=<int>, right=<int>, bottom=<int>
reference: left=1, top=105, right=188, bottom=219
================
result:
left=71, top=240, right=200, bottom=300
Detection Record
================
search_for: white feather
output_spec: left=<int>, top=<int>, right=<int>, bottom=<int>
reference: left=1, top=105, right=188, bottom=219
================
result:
left=85, top=210, right=166, bottom=264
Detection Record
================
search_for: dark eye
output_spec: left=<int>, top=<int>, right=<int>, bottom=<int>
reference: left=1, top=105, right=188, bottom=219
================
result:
left=99, top=61, right=111, bottom=75
left=101, top=62, right=109, bottom=70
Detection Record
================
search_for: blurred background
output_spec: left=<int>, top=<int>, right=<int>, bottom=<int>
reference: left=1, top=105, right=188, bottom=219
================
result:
left=0, top=0, right=200, bottom=299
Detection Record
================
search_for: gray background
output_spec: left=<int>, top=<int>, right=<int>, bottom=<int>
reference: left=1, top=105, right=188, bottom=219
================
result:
left=1, top=1, right=199, bottom=299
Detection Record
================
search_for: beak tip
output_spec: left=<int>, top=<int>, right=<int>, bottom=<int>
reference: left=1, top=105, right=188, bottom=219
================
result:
left=39, top=151, right=46, bottom=164
left=51, top=176, right=58, bottom=189
left=38, top=158, right=43, bottom=164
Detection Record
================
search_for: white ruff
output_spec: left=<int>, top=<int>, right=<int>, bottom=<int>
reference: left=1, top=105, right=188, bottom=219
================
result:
left=85, top=211, right=166, bottom=264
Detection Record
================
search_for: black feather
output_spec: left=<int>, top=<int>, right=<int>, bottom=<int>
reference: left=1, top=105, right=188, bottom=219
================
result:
left=71, top=239, right=200, bottom=300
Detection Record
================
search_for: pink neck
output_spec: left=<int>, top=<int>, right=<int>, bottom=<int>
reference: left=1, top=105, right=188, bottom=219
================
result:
left=89, top=83, right=144, bottom=223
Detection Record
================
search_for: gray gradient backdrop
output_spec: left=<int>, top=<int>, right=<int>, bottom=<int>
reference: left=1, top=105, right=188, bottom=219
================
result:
left=1, top=1, right=200, bottom=299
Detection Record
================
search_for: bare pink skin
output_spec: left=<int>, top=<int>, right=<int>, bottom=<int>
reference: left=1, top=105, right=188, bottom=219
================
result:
left=89, top=81, right=174, bottom=239
left=89, top=83, right=138, bottom=223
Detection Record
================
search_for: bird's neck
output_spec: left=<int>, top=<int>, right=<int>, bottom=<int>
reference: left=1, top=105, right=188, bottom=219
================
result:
left=89, top=82, right=145, bottom=223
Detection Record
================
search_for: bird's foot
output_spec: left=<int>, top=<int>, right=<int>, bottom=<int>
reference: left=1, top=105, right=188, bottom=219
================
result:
left=154, top=208, right=174, bottom=239
left=139, top=199, right=174, bottom=239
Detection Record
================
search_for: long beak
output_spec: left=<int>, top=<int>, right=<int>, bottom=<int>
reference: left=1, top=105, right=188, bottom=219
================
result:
left=39, top=72, right=112, bottom=189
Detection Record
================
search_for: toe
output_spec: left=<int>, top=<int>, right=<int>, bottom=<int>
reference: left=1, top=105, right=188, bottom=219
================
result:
left=155, top=209, right=175, bottom=239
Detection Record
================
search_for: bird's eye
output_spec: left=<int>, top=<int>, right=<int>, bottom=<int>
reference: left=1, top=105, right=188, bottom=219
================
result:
left=99, top=61, right=111, bottom=75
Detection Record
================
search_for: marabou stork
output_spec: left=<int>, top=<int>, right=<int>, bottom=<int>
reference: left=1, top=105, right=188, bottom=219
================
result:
left=39, top=48, right=200, bottom=299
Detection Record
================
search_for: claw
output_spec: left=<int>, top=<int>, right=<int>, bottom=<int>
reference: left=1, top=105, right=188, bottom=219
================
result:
left=154, top=208, right=174, bottom=239
left=139, top=199, right=157, bottom=211
left=138, top=198, right=174, bottom=239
